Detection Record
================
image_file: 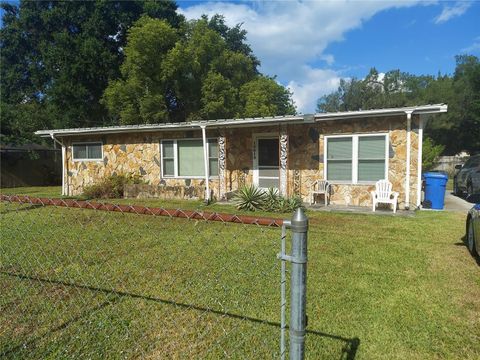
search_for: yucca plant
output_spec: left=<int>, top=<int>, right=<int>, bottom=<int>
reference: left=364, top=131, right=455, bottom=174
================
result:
left=233, top=185, right=266, bottom=211
left=263, top=187, right=280, bottom=212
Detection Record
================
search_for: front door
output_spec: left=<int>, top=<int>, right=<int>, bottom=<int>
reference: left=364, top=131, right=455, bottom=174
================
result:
left=254, top=136, right=280, bottom=190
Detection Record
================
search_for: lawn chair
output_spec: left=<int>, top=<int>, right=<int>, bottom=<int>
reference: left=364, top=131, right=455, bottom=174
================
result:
left=371, top=179, right=399, bottom=213
left=310, top=180, right=331, bottom=206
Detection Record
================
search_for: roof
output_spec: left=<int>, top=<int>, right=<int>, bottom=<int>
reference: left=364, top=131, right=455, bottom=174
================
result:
left=35, top=104, right=447, bottom=137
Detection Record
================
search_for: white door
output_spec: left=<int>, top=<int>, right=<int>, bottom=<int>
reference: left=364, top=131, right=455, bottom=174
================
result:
left=254, top=136, right=280, bottom=189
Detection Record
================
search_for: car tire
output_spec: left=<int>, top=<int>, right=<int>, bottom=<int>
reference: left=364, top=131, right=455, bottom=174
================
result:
left=467, top=183, right=474, bottom=198
left=467, top=219, right=478, bottom=257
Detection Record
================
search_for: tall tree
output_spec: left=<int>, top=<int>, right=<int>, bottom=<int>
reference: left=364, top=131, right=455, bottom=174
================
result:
left=103, top=16, right=295, bottom=124
left=0, top=0, right=182, bottom=144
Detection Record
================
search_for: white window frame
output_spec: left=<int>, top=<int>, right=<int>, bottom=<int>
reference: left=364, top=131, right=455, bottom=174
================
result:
left=324, top=133, right=389, bottom=185
left=160, top=138, right=219, bottom=179
left=72, top=141, right=103, bottom=162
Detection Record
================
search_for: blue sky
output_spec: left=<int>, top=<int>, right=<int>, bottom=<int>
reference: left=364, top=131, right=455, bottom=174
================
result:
left=179, top=1, right=480, bottom=112
left=2, top=1, right=479, bottom=112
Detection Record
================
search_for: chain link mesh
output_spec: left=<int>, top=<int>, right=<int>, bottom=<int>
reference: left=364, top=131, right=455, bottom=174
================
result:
left=0, top=195, right=289, bottom=359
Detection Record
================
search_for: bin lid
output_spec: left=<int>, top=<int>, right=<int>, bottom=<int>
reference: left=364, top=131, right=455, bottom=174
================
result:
left=422, top=171, right=448, bottom=180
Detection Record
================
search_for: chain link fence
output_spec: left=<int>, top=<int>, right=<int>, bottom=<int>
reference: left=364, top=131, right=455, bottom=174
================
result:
left=1, top=195, right=308, bottom=359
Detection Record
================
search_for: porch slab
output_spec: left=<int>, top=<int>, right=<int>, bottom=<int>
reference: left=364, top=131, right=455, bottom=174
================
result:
left=306, top=204, right=415, bottom=216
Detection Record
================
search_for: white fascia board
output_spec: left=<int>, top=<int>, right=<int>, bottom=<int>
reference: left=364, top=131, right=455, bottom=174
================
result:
left=314, top=104, right=447, bottom=122
left=34, top=116, right=305, bottom=137
left=34, top=104, right=448, bottom=138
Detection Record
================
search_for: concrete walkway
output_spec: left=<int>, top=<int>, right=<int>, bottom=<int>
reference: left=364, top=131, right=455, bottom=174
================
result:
left=444, top=192, right=475, bottom=212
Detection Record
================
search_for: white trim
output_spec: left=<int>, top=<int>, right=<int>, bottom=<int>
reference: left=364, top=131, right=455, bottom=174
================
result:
left=71, top=141, right=103, bottom=162
left=324, top=133, right=389, bottom=185
left=160, top=138, right=219, bottom=180
left=252, top=133, right=280, bottom=190
left=416, top=116, right=424, bottom=208
left=35, top=104, right=447, bottom=138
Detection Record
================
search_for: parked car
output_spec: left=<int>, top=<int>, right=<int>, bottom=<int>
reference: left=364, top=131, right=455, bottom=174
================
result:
left=453, top=154, right=480, bottom=197
left=466, top=203, right=480, bottom=257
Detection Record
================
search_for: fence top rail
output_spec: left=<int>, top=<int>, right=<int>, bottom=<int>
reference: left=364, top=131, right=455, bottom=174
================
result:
left=0, top=194, right=284, bottom=227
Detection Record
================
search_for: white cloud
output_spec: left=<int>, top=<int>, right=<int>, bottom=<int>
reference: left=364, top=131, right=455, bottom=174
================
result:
left=287, top=66, right=341, bottom=113
left=179, top=1, right=424, bottom=112
left=434, top=1, right=471, bottom=24
left=461, top=36, right=480, bottom=53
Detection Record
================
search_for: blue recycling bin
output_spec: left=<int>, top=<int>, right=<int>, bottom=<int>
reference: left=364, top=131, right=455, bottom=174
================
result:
left=422, top=172, right=448, bottom=210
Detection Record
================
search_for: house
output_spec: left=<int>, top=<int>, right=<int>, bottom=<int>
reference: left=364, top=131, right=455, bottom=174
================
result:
left=35, top=104, right=447, bottom=210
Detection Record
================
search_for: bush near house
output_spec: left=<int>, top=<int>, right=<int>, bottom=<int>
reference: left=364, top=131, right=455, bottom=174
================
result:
left=83, top=174, right=144, bottom=199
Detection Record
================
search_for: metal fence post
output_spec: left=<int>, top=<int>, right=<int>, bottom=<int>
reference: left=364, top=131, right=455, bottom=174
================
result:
left=289, top=208, right=308, bottom=360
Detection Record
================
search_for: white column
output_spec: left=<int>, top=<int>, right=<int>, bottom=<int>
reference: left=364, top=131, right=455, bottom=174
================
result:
left=218, top=134, right=226, bottom=200
left=416, top=116, right=424, bottom=208
left=51, top=134, right=66, bottom=196
left=61, top=144, right=66, bottom=196
left=279, top=126, right=288, bottom=196
left=201, top=126, right=210, bottom=202
left=405, top=111, right=412, bottom=209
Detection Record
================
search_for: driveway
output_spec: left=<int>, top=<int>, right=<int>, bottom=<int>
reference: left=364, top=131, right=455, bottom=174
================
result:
left=444, top=192, right=475, bottom=212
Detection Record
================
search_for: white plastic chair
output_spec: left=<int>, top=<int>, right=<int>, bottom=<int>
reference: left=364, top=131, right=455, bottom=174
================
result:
left=310, top=180, right=331, bottom=206
left=371, top=180, right=399, bottom=213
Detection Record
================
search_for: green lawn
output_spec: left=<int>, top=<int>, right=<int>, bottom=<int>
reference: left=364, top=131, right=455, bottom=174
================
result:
left=1, top=187, right=479, bottom=359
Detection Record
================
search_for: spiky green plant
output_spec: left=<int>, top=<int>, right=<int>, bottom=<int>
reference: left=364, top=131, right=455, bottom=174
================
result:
left=263, top=187, right=280, bottom=212
left=233, top=185, right=266, bottom=211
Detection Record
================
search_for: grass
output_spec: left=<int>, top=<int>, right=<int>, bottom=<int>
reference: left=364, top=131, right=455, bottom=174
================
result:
left=1, top=187, right=480, bottom=359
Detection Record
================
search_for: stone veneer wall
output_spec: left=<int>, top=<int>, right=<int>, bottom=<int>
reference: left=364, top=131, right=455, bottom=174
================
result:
left=64, top=114, right=420, bottom=209
left=64, top=130, right=220, bottom=199
left=286, top=115, right=419, bottom=209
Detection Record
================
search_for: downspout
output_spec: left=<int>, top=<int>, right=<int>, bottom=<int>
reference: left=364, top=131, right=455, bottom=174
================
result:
left=405, top=111, right=412, bottom=210
left=50, top=134, right=66, bottom=196
left=416, top=115, right=424, bottom=208
left=201, top=126, right=210, bottom=203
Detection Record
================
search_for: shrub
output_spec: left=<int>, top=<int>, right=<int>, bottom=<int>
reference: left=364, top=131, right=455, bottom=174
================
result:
left=233, top=184, right=266, bottom=211
left=422, top=137, right=445, bottom=171
left=83, top=173, right=144, bottom=199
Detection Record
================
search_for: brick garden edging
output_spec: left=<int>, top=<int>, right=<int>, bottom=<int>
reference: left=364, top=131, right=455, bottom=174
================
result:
left=0, top=194, right=283, bottom=227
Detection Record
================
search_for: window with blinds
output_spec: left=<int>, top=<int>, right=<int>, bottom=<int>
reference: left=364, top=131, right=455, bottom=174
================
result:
left=325, top=134, right=387, bottom=183
left=161, top=139, right=219, bottom=178
left=358, top=136, right=386, bottom=182
left=72, top=142, right=103, bottom=160
left=327, top=137, right=353, bottom=181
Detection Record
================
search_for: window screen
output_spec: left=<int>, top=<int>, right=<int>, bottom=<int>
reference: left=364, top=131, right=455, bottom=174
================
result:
left=358, top=136, right=386, bottom=182
left=327, top=137, right=352, bottom=181
left=72, top=143, right=102, bottom=160
left=208, top=139, right=219, bottom=177
left=162, top=141, right=175, bottom=176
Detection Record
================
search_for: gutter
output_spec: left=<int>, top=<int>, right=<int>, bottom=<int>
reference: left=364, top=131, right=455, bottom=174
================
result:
left=405, top=111, right=412, bottom=209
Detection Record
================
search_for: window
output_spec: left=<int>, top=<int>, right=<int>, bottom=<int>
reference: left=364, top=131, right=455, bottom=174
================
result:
left=72, top=142, right=103, bottom=161
left=325, top=134, right=387, bottom=183
left=161, top=139, right=219, bottom=178
left=327, top=137, right=353, bottom=181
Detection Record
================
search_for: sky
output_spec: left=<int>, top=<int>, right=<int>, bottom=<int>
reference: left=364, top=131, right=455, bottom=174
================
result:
left=178, top=0, right=480, bottom=113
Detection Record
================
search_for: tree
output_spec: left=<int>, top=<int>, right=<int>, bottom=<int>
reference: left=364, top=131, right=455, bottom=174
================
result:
left=0, top=0, right=182, bottom=143
left=103, top=16, right=295, bottom=124
left=316, top=58, right=480, bottom=155
left=422, top=137, right=445, bottom=171
left=240, top=76, right=295, bottom=117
